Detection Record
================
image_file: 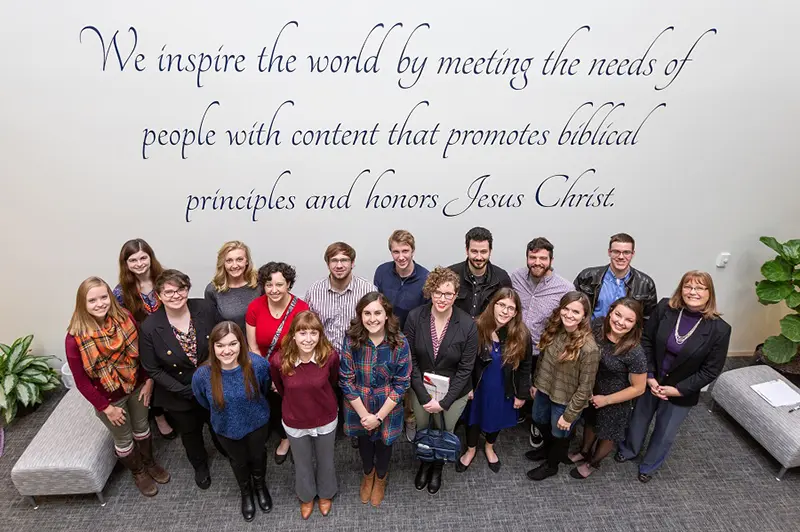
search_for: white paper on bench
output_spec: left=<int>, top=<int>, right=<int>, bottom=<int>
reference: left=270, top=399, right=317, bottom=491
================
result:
left=750, top=379, right=800, bottom=407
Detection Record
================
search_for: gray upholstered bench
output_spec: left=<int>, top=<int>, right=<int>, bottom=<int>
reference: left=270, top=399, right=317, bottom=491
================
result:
left=11, top=388, right=118, bottom=507
left=710, top=365, right=800, bottom=480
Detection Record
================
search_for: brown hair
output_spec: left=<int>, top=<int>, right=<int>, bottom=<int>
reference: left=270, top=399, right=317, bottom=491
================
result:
left=538, top=291, right=595, bottom=362
left=602, top=297, right=644, bottom=356
left=668, top=270, right=721, bottom=319
left=422, top=266, right=461, bottom=299
left=117, top=239, right=164, bottom=322
left=609, top=233, right=635, bottom=250
left=388, top=230, right=416, bottom=251
left=324, top=242, right=356, bottom=264
left=211, top=241, right=258, bottom=292
left=347, top=292, right=404, bottom=351
left=475, top=288, right=530, bottom=370
left=68, top=277, right=130, bottom=335
left=279, top=311, right=334, bottom=376
left=207, top=322, right=259, bottom=410
left=155, top=269, right=192, bottom=293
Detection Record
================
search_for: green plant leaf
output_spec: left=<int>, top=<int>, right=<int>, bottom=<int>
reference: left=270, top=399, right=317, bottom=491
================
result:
left=782, top=240, right=800, bottom=265
left=5, top=342, right=25, bottom=374
left=3, top=374, right=18, bottom=395
left=786, top=291, right=800, bottom=310
left=760, top=236, right=786, bottom=257
left=0, top=343, right=10, bottom=356
left=761, top=258, right=794, bottom=282
left=3, top=402, right=17, bottom=425
left=794, top=270, right=800, bottom=281
left=13, top=357, right=38, bottom=373
left=780, top=314, right=800, bottom=342
left=40, top=382, right=59, bottom=392
left=756, top=280, right=794, bottom=303
left=763, top=334, right=800, bottom=364
left=15, top=382, right=30, bottom=406
left=0, top=385, right=6, bottom=410
left=20, top=372, right=48, bottom=384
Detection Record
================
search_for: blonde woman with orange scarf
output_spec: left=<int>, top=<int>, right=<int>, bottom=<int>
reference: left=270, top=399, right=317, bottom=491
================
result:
left=66, top=277, right=170, bottom=497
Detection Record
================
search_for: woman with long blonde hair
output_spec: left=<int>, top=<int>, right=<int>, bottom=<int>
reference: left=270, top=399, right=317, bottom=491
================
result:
left=66, top=276, right=169, bottom=497
left=269, top=311, right=340, bottom=520
left=525, top=291, right=600, bottom=481
left=204, top=241, right=260, bottom=334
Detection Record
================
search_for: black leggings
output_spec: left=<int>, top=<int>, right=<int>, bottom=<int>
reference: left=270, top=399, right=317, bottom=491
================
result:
left=357, top=436, right=392, bottom=478
left=266, top=389, right=286, bottom=440
left=465, top=424, right=500, bottom=448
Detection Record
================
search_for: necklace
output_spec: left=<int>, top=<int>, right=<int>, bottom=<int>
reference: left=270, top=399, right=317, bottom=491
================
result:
left=674, top=309, right=702, bottom=345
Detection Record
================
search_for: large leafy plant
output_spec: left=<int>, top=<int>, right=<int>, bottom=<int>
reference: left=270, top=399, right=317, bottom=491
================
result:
left=0, top=335, right=61, bottom=424
left=756, top=236, right=800, bottom=364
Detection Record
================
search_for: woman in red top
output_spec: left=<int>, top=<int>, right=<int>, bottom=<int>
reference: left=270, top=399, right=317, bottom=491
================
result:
left=269, top=311, right=339, bottom=520
left=66, top=277, right=170, bottom=497
left=245, top=262, right=309, bottom=463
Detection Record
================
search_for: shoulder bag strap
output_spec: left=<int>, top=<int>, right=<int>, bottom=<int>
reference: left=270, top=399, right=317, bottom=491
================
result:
left=264, top=296, right=298, bottom=360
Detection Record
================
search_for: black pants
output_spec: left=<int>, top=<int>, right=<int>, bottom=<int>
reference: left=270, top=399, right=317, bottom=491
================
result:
left=168, top=402, right=223, bottom=470
left=217, top=424, right=270, bottom=488
left=266, top=389, right=286, bottom=440
left=465, top=424, right=500, bottom=448
left=357, top=436, right=392, bottom=478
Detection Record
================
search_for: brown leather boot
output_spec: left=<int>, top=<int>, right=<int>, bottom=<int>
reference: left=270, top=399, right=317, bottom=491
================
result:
left=370, top=473, right=387, bottom=507
left=136, top=436, right=171, bottom=484
left=118, top=451, right=158, bottom=497
left=360, top=468, right=375, bottom=503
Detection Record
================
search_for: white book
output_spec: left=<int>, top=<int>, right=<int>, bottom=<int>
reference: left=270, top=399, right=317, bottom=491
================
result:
left=423, top=372, right=450, bottom=402
left=750, top=379, right=800, bottom=407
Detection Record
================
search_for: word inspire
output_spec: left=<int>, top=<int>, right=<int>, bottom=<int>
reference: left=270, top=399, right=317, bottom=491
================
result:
left=183, top=168, right=614, bottom=222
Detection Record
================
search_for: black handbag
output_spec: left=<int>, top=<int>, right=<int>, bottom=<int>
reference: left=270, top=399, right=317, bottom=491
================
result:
left=413, top=412, right=461, bottom=463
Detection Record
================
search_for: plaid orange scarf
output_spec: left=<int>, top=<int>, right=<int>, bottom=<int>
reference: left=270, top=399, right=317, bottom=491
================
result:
left=75, top=313, right=140, bottom=394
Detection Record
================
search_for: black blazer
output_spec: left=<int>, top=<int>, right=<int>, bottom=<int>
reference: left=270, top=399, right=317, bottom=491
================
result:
left=472, top=330, right=533, bottom=401
left=644, top=298, right=731, bottom=407
left=403, top=304, right=477, bottom=409
left=139, top=299, right=221, bottom=411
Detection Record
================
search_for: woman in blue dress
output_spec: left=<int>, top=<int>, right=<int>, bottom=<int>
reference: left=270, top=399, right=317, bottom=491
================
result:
left=457, top=288, right=532, bottom=473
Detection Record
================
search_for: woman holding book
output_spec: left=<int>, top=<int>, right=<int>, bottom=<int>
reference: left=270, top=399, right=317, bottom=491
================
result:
left=403, top=266, right=478, bottom=495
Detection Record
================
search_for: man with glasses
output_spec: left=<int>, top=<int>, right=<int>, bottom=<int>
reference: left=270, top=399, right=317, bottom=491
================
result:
left=573, top=233, right=657, bottom=320
left=448, top=226, right=512, bottom=318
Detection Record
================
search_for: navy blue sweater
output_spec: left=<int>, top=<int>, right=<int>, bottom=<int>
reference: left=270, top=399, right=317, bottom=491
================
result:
left=192, top=353, right=271, bottom=439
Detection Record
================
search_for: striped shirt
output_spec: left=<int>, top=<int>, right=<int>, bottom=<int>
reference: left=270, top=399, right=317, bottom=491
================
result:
left=304, top=275, right=377, bottom=350
left=510, top=267, right=574, bottom=356
left=430, top=313, right=449, bottom=360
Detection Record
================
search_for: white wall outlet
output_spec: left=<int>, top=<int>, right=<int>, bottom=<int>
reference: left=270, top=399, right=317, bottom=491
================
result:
left=716, top=252, right=731, bottom=268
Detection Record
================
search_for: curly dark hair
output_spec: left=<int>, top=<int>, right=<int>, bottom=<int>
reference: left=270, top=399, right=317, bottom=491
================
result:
left=346, top=292, right=404, bottom=351
left=465, top=226, right=493, bottom=250
left=257, top=262, right=297, bottom=292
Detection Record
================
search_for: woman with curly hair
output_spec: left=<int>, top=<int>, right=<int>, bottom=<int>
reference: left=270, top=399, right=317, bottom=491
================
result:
left=403, top=266, right=478, bottom=495
left=204, top=241, right=260, bottom=334
left=457, top=287, right=532, bottom=474
left=525, top=291, right=600, bottom=481
left=340, top=292, right=411, bottom=507
left=246, top=261, right=310, bottom=463
left=269, top=311, right=339, bottom=520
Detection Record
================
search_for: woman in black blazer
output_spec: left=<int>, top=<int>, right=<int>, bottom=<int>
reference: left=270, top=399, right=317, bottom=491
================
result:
left=139, top=269, right=223, bottom=489
left=403, top=267, right=478, bottom=495
left=616, top=270, right=731, bottom=482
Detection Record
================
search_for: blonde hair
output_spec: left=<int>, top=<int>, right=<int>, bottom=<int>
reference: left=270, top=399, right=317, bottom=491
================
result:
left=212, top=241, right=258, bottom=292
left=668, top=270, right=721, bottom=319
left=68, top=277, right=130, bottom=335
left=388, top=230, right=416, bottom=251
left=279, top=311, right=334, bottom=376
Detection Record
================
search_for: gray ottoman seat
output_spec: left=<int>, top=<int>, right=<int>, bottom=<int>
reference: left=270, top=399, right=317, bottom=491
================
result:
left=711, top=365, right=800, bottom=479
left=11, top=388, right=117, bottom=507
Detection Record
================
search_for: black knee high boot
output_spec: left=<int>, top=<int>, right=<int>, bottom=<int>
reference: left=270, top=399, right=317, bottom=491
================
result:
left=524, top=424, right=552, bottom=462
left=251, top=452, right=273, bottom=513
left=527, top=437, right=569, bottom=481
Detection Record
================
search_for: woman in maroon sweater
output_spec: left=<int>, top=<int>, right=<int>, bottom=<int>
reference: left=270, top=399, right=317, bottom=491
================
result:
left=270, top=311, right=339, bottom=520
left=66, top=277, right=170, bottom=497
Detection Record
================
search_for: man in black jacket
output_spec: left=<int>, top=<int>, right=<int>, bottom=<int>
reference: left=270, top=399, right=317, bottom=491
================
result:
left=448, top=226, right=512, bottom=318
left=573, top=233, right=658, bottom=319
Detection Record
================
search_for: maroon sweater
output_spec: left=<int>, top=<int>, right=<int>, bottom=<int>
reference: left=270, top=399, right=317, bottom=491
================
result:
left=269, top=350, right=339, bottom=430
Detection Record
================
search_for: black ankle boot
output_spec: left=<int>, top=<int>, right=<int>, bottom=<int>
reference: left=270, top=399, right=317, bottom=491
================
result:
left=194, top=463, right=211, bottom=490
left=240, top=479, right=256, bottom=522
left=524, top=424, right=552, bottom=461
left=252, top=474, right=273, bottom=513
left=427, top=462, right=443, bottom=494
left=414, top=462, right=431, bottom=491
left=527, top=437, right=569, bottom=481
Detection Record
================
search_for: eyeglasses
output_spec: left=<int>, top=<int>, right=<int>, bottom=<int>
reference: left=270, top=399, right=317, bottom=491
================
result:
left=682, top=285, right=708, bottom=294
left=161, top=286, right=189, bottom=299
left=609, top=250, right=633, bottom=258
left=495, top=302, right=517, bottom=315
left=329, top=258, right=352, bottom=265
left=432, top=290, right=456, bottom=301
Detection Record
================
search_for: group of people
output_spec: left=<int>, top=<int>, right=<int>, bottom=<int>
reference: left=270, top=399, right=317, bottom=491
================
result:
left=65, top=228, right=732, bottom=521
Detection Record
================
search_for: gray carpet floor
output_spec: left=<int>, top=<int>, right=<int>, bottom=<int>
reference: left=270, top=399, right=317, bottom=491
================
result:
left=1, top=358, right=798, bottom=532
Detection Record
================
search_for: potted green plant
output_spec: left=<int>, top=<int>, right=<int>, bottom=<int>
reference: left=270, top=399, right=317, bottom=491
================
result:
left=0, top=334, right=62, bottom=425
left=755, top=236, right=800, bottom=375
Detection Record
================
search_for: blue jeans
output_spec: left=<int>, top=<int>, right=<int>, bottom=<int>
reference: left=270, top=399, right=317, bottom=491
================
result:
left=532, top=391, right=578, bottom=438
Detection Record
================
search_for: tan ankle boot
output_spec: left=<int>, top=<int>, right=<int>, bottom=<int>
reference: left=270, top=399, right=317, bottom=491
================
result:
left=371, top=473, right=387, bottom=507
left=360, top=469, right=375, bottom=503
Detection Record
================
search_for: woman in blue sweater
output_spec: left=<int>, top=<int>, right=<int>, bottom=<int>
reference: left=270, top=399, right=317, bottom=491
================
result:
left=192, top=321, right=272, bottom=522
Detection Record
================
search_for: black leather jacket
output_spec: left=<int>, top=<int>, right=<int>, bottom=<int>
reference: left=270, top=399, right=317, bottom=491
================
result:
left=573, top=265, right=658, bottom=319
left=447, top=261, right=513, bottom=318
left=471, top=329, right=533, bottom=401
